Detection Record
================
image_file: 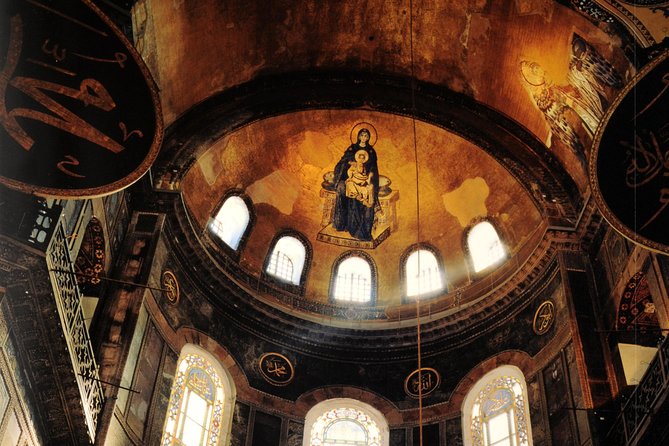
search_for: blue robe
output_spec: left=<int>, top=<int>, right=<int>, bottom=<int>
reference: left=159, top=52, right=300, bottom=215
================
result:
left=332, top=143, right=379, bottom=241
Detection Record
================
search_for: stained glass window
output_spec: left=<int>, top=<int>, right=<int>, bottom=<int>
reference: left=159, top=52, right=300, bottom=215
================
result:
left=467, top=221, right=505, bottom=272
left=162, top=349, right=231, bottom=446
left=463, top=366, right=532, bottom=446
left=210, top=195, right=250, bottom=250
left=405, top=249, right=443, bottom=298
left=266, top=236, right=306, bottom=285
left=333, top=256, right=372, bottom=303
left=308, top=406, right=383, bottom=446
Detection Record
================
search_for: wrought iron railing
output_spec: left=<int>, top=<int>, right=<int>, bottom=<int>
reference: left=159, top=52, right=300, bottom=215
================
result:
left=605, top=334, right=669, bottom=446
left=46, top=221, right=105, bottom=443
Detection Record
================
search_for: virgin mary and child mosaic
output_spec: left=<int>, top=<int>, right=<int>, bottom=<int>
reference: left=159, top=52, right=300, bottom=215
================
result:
left=317, top=123, right=398, bottom=249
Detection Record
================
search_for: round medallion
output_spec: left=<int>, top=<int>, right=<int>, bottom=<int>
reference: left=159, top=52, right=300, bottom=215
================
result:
left=161, top=270, right=180, bottom=305
left=259, top=352, right=294, bottom=386
left=533, top=300, right=555, bottom=335
left=0, top=0, right=163, bottom=198
left=404, top=367, right=440, bottom=398
left=589, top=51, right=669, bottom=254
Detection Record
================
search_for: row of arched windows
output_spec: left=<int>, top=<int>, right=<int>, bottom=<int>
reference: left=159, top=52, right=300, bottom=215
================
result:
left=162, top=345, right=532, bottom=446
left=210, top=194, right=507, bottom=303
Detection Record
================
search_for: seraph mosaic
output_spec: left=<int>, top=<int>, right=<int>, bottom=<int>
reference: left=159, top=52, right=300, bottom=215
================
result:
left=520, top=34, right=623, bottom=170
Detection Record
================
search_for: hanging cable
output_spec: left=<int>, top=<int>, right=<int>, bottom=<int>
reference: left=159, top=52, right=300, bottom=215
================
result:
left=408, top=0, right=424, bottom=444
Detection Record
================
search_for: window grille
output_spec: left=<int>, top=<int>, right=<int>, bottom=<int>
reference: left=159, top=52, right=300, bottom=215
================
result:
left=406, top=249, right=443, bottom=298
left=333, top=256, right=372, bottom=303
left=468, top=222, right=505, bottom=272
left=162, top=353, right=227, bottom=446
left=267, top=251, right=294, bottom=283
left=265, top=235, right=306, bottom=285
left=210, top=196, right=250, bottom=250
left=334, top=272, right=371, bottom=303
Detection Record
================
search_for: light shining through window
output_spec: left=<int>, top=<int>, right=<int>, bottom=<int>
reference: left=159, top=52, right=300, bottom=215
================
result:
left=333, top=256, right=372, bottom=303
left=266, top=236, right=306, bottom=285
left=162, top=353, right=225, bottom=446
left=406, top=249, right=443, bottom=298
left=468, top=221, right=505, bottom=272
left=210, top=196, right=250, bottom=250
left=465, top=368, right=532, bottom=446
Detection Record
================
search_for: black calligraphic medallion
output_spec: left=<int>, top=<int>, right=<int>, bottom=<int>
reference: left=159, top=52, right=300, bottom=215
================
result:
left=0, top=0, right=162, bottom=197
left=161, top=270, right=179, bottom=305
left=404, top=367, right=440, bottom=398
left=258, top=353, right=294, bottom=386
left=590, top=51, right=669, bottom=253
left=532, top=300, right=555, bottom=335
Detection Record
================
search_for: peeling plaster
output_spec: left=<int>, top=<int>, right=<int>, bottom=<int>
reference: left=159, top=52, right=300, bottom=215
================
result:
left=442, top=177, right=489, bottom=227
left=246, top=169, right=302, bottom=215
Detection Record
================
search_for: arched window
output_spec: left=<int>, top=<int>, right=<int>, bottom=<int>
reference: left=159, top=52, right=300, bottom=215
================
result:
left=467, top=221, right=506, bottom=273
left=332, top=254, right=374, bottom=303
left=462, top=365, right=533, bottom=446
left=303, top=398, right=389, bottom=446
left=209, top=195, right=250, bottom=250
left=266, top=235, right=307, bottom=285
left=404, top=248, right=443, bottom=298
left=162, top=345, right=235, bottom=446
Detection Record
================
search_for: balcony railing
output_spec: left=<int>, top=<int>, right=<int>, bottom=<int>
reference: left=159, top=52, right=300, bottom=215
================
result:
left=605, top=334, right=669, bottom=446
left=46, top=220, right=105, bottom=443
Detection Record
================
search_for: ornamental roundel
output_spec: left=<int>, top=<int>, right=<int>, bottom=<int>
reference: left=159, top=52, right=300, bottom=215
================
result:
left=533, top=300, right=555, bottom=335
left=161, top=270, right=180, bottom=305
left=404, top=367, right=440, bottom=398
left=258, top=352, right=294, bottom=386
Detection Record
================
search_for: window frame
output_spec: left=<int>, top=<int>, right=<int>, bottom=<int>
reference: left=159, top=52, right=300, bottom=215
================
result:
left=161, top=344, right=236, bottom=446
left=463, top=218, right=508, bottom=278
left=329, top=251, right=378, bottom=306
left=462, top=365, right=533, bottom=446
left=400, top=243, right=446, bottom=303
left=261, top=230, right=312, bottom=295
left=207, top=190, right=255, bottom=260
left=303, top=398, right=389, bottom=446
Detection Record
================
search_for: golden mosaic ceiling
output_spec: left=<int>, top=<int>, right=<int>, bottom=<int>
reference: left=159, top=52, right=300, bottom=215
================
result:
left=143, top=0, right=635, bottom=312
left=181, top=110, right=542, bottom=305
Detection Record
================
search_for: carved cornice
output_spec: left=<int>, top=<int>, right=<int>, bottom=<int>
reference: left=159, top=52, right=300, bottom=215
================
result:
left=149, top=191, right=567, bottom=363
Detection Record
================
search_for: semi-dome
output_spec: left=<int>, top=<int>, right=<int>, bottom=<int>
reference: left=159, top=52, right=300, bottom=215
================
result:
left=178, top=109, right=544, bottom=320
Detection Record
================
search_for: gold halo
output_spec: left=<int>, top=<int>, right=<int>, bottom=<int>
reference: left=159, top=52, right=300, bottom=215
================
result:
left=519, top=60, right=546, bottom=87
left=350, top=122, right=378, bottom=146
left=354, top=149, right=369, bottom=163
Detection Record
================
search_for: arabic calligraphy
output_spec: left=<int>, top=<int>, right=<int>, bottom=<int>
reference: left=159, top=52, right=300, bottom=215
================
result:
left=623, top=131, right=668, bottom=189
left=42, top=38, right=67, bottom=62
left=2, top=17, right=127, bottom=155
left=57, top=155, right=85, bottom=178
left=634, top=72, right=669, bottom=119
left=622, top=128, right=669, bottom=230
left=258, top=353, right=294, bottom=386
left=592, top=50, right=669, bottom=253
left=161, top=270, right=180, bottom=304
left=0, top=0, right=161, bottom=197
left=265, top=359, right=287, bottom=377
left=533, top=300, right=555, bottom=335
left=404, top=367, right=440, bottom=398
left=482, top=389, right=513, bottom=416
